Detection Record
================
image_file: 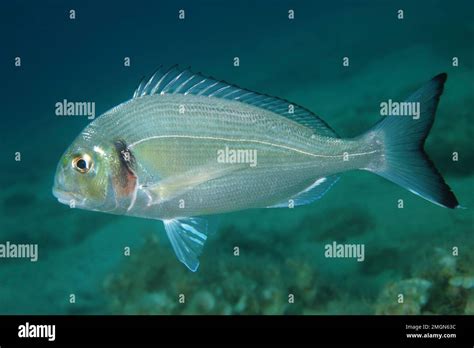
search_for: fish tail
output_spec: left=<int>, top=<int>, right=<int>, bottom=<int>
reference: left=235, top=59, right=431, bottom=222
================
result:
left=360, top=73, right=459, bottom=208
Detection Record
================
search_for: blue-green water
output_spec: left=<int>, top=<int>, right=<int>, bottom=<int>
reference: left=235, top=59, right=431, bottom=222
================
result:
left=1, top=0, right=473, bottom=314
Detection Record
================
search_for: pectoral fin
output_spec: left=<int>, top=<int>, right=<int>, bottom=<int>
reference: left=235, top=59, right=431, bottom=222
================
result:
left=143, top=164, right=244, bottom=206
left=163, top=217, right=212, bottom=271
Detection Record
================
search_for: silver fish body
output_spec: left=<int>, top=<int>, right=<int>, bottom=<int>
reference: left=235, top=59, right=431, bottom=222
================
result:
left=86, top=94, right=375, bottom=219
left=53, top=67, right=459, bottom=271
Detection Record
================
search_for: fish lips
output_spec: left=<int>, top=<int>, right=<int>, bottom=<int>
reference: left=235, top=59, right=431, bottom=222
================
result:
left=52, top=172, right=85, bottom=207
left=52, top=187, right=83, bottom=206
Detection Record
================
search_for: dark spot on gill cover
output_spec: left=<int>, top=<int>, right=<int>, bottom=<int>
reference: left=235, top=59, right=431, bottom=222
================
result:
left=114, top=139, right=136, bottom=177
left=113, top=139, right=137, bottom=196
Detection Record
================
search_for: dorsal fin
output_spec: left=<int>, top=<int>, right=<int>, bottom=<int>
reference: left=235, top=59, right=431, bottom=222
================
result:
left=132, top=65, right=338, bottom=138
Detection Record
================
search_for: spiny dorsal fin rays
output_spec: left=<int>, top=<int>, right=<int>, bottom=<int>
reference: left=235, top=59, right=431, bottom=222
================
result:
left=150, top=66, right=177, bottom=96
left=143, top=65, right=167, bottom=96
left=185, top=78, right=209, bottom=95
left=161, top=70, right=187, bottom=94
left=131, top=65, right=339, bottom=138
left=175, top=73, right=198, bottom=94
left=208, top=85, right=231, bottom=97
left=133, top=76, right=148, bottom=99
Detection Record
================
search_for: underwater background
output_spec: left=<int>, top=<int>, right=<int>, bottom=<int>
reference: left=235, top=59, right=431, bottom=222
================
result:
left=1, top=0, right=473, bottom=314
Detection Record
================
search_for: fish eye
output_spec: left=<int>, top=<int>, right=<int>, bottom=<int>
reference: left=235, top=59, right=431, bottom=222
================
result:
left=72, top=154, right=93, bottom=173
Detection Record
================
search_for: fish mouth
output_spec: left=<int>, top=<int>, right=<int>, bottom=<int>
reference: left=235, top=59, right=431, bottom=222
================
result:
left=52, top=170, right=82, bottom=206
left=52, top=187, right=83, bottom=206
left=52, top=187, right=73, bottom=204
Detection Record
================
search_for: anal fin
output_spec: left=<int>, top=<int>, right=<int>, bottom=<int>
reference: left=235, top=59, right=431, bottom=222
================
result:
left=267, top=175, right=340, bottom=208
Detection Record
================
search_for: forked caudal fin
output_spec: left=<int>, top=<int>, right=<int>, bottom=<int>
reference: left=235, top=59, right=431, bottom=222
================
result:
left=360, top=73, right=460, bottom=208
